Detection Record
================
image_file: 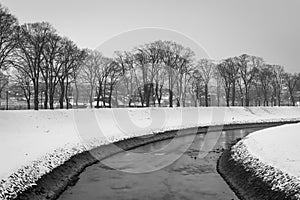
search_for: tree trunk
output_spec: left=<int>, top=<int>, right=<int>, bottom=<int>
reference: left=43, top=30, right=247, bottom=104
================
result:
left=205, top=83, right=208, bottom=107
left=44, top=82, right=48, bottom=109
left=49, top=90, right=54, bottom=110
left=169, top=89, right=173, bottom=107
left=27, top=99, right=30, bottom=109
left=231, top=81, right=236, bottom=106
left=96, top=82, right=102, bottom=108
left=245, top=87, right=250, bottom=107
left=115, top=86, right=118, bottom=107
left=225, top=86, right=230, bottom=107
left=145, top=84, right=150, bottom=107
left=65, top=77, right=69, bottom=110
left=74, top=79, right=79, bottom=107
left=291, top=95, right=295, bottom=106
left=59, top=81, right=65, bottom=109
left=108, top=83, right=113, bottom=108
left=33, top=80, right=39, bottom=110
left=155, top=82, right=162, bottom=107
left=103, top=80, right=107, bottom=108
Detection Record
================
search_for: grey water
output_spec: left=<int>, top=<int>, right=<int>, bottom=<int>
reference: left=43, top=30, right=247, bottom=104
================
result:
left=58, top=127, right=263, bottom=200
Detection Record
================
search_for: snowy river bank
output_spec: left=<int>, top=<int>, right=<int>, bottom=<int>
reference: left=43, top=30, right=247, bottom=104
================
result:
left=1, top=107, right=300, bottom=199
left=219, top=123, right=300, bottom=200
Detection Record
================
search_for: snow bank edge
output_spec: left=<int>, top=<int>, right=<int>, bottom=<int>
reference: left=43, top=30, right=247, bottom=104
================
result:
left=218, top=137, right=300, bottom=200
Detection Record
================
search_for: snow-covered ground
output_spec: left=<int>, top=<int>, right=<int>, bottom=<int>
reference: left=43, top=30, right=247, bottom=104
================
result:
left=1, top=107, right=300, bottom=199
left=244, top=124, right=300, bottom=178
left=230, top=123, right=300, bottom=198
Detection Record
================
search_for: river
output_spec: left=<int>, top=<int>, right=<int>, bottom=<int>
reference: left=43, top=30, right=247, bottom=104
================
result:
left=58, top=127, right=264, bottom=200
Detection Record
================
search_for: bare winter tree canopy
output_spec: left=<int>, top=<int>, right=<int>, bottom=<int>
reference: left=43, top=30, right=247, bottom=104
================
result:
left=0, top=3, right=299, bottom=110
left=0, top=4, right=18, bottom=69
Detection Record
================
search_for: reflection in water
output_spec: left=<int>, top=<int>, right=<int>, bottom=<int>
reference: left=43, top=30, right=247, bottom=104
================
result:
left=58, top=127, right=263, bottom=200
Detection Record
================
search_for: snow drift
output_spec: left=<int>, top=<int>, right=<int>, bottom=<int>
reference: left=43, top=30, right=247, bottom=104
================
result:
left=0, top=107, right=300, bottom=199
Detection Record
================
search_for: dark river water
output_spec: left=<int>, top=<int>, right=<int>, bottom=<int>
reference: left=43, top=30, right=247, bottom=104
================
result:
left=58, top=127, right=264, bottom=200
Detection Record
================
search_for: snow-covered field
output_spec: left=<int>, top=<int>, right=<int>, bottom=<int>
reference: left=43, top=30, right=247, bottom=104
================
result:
left=1, top=107, right=300, bottom=199
left=245, top=124, right=300, bottom=178
left=230, top=123, right=300, bottom=198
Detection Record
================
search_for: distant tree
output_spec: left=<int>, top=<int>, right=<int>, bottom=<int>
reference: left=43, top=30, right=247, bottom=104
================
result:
left=161, top=41, right=179, bottom=107
left=270, top=65, right=284, bottom=106
left=0, top=70, right=9, bottom=98
left=114, top=51, right=135, bottom=106
left=94, top=56, right=111, bottom=108
left=0, top=4, right=18, bottom=70
left=196, top=59, right=215, bottom=107
left=189, top=68, right=204, bottom=107
left=217, top=58, right=239, bottom=106
left=14, top=22, right=53, bottom=110
left=175, top=47, right=194, bottom=107
left=237, top=54, right=262, bottom=106
left=57, top=38, right=86, bottom=109
left=133, top=47, right=150, bottom=107
left=283, top=73, right=299, bottom=106
left=257, top=65, right=273, bottom=106
left=228, top=58, right=240, bottom=106
left=214, top=67, right=223, bottom=106
left=161, top=41, right=195, bottom=107
left=11, top=69, right=32, bottom=109
left=143, top=41, right=164, bottom=106
left=40, top=28, right=61, bottom=109
left=81, top=50, right=103, bottom=108
left=107, top=60, right=122, bottom=107
left=217, top=61, right=231, bottom=107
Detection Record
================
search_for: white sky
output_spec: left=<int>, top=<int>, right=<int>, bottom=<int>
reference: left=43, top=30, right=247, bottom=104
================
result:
left=1, top=0, right=300, bottom=72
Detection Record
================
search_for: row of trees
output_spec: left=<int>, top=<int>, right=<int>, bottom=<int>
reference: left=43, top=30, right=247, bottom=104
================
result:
left=0, top=4, right=86, bottom=110
left=215, top=55, right=298, bottom=107
left=81, top=41, right=300, bottom=108
left=1, top=3, right=299, bottom=110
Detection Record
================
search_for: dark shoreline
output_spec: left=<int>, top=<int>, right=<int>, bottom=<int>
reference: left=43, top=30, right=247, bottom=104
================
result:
left=16, top=121, right=299, bottom=200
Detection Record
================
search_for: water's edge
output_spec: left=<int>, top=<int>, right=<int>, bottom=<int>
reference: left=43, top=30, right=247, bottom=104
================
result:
left=217, top=126, right=300, bottom=200
left=217, top=143, right=295, bottom=200
left=16, top=121, right=299, bottom=200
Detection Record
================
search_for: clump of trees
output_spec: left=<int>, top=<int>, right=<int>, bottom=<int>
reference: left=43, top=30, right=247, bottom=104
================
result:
left=0, top=4, right=87, bottom=110
left=1, top=3, right=300, bottom=110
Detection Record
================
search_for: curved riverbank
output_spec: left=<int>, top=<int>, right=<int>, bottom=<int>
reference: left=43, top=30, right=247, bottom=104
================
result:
left=2, top=107, right=300, bottom=199
left=218, top=124, right=300, bottom=200
left=17, top=121, right=296, bottom=200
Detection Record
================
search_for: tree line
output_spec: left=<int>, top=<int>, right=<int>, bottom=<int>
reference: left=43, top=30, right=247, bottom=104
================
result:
left=1, top=4, right=300, bottom=110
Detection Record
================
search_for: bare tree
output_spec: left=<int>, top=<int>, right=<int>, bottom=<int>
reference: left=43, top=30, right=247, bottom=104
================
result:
left=0, top=4, right=18, bottom=70
left=40, top=29, right=61, bottom=109
left=0, top=70, right=9, bottom=98
left=196, top=59, right=215, bottom=107
left=134, top=47, right=150, bottom=107
left=237, top=54, right=262, bottom=106
left=114, top=51, right=135, bottom=106
left=81, top=50, right=103, bottom=108
left=14, top=22, right=53, bottom=110
left=57, top=38, right=86, bottom=109
left=107, top=60, right=122, bottom=107
left=257, top=65, right=273, bottom=106
left=161, top=41, right=178, bottom=107
left=11, top=69, right=32, bottom=109
left=270, top=65, right=284, bottom=106
left=214, top=66, right=223, bottom=106
left=143, top=41, right=164, bottom=106
left=189, top=68, right=204, bottom=107
left=283, top=72, right=299, bottom=106
left=175, top=47, right=194, bottom=107
left=217, top=58, right=239, bottom=106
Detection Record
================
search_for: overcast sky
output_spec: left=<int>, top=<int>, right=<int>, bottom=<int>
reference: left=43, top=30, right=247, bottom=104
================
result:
left=2, top=0, right=299, bottom=72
